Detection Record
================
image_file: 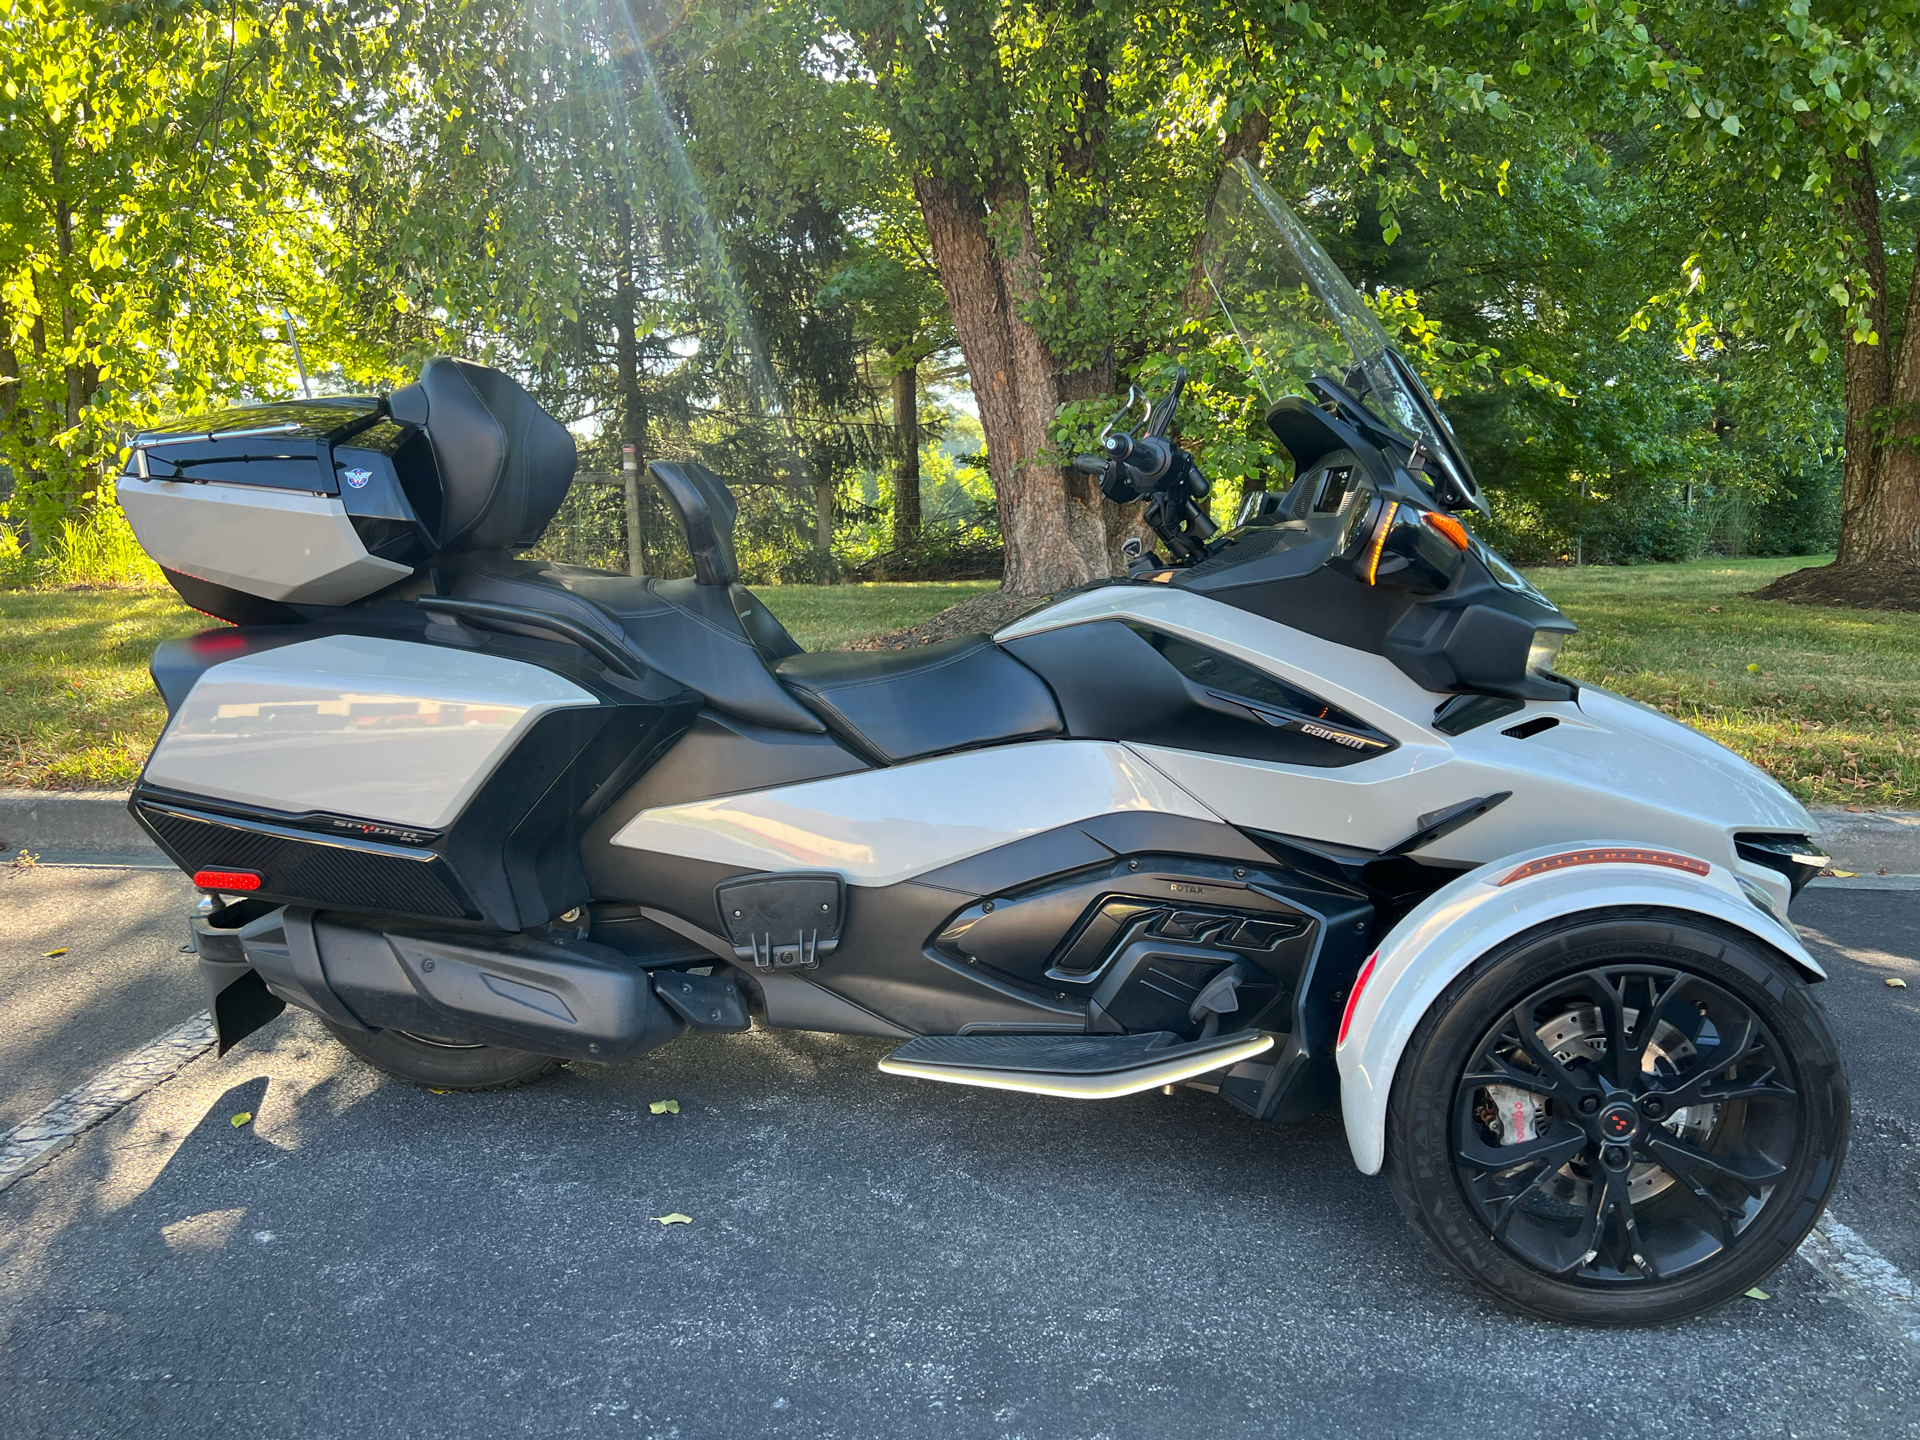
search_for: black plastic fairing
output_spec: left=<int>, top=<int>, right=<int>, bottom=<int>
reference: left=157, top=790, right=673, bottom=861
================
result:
left=1003, top=621, right=1393, bottom=767
left=1735, top=833, right=1827, bottom=899
left=127, top=397, right=383, bottom=494
left=1168, top=393, right=1576, bottom=701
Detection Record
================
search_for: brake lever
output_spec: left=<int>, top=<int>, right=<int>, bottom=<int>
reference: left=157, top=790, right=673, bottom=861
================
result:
left=1098, top=386, right=1148, bottom=445
left=1145, top=366, right=1187, bottom=438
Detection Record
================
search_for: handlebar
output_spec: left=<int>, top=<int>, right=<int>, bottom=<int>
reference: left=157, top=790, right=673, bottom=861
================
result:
left=1078, top=365, right=1215, bottom=563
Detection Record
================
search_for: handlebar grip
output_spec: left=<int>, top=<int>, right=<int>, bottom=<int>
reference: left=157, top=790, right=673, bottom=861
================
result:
left=1073, top=453, right=1109, bottom=475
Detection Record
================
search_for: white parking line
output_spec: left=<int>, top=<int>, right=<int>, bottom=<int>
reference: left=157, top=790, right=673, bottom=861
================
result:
left=0, top=1011, right=215, bottom=1194
left=1800, top=1216, right=1920, bottom=1357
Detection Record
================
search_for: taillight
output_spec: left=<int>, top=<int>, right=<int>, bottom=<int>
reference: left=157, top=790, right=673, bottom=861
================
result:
left=193, top=869, right=262, bottom=892
left=1338, top=951, right=1379, bottom=1047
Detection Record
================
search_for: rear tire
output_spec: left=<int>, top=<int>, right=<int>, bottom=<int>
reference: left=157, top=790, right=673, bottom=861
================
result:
left=323, top=1022, right=564, bottom=1092
left=1383, top=911, right=1848, bottom=1326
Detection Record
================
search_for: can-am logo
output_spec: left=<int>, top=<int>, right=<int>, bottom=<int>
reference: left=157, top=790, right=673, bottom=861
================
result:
left=1299, top=721, right=1370, bottom=749
left=343, top=467, right=372, bottom=488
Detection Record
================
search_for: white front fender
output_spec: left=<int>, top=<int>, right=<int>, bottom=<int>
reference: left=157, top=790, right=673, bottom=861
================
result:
left=1335, top=842, right=1822, bottom=1175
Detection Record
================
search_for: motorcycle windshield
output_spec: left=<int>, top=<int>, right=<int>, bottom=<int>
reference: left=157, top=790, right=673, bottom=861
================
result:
left=1199, top=159, right=1478, bottom=505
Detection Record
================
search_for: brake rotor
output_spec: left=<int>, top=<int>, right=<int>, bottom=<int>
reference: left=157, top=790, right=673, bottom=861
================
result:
left=1481, top=1005, right=1721, bottom=1206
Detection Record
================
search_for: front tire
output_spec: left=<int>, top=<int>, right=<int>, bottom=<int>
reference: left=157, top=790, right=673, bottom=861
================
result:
left=1384, top=911, right=1848, bottom=1326
left=323, top=1021, right=565, bottom=1092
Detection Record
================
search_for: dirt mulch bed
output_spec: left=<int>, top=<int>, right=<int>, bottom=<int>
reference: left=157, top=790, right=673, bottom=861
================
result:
left=1748, top=561, right=1920, bottom=611
left=842, top=591, right=1053, bottom=650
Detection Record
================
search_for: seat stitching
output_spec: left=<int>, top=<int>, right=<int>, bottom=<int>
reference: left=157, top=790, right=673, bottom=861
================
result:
left=786, top=641, right=992, bottom=696
left=790, top=693, right=898, bottom=764
left=473, top=570, right=630, bottom=647
left=599, top=590, right=756, bottom=647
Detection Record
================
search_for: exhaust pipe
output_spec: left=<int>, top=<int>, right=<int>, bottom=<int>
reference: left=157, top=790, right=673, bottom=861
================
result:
left=198, top=904, right=745, bottom=1059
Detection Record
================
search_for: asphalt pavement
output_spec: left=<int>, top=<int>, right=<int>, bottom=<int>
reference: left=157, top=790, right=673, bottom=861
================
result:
left=0, top=874, right=1915, bottom=1439
left=0, top=864, right=198, bottom=1129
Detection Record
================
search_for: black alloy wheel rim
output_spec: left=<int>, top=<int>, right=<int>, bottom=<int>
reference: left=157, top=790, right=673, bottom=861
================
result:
left=1451, top=964, right=1804, bottom=1285
left=395, top=1031, right=489, bottom=1050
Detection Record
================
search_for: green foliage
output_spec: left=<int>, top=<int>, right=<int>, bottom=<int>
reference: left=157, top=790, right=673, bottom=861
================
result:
left=0, top=0, right=1871, bottom=580
left=0, top=0, right=412, bottom=543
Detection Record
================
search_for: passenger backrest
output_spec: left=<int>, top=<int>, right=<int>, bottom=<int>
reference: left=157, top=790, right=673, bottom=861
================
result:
left=648, top=461, right=738, bottom=586
left=388, top=357, right=576, bottom=554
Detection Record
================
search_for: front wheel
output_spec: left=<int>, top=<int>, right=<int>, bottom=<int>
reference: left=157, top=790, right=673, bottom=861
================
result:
left=1384, top=912, right=1848, bottom=1326
left=323, top=1021, right=565, bottom=1092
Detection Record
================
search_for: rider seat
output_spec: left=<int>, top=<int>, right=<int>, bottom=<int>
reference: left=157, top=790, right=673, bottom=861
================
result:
left=407, top=358, right=1061, bottom=758
left=774, top=637, right=1062, bottom=765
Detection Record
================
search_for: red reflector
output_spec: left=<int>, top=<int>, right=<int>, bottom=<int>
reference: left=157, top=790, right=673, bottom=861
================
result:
left=193, top=869, right=262, bottom=892
left=1338, top=952, right=1379, bottom=1047
left=1498, top=848, right=1710, bottom=886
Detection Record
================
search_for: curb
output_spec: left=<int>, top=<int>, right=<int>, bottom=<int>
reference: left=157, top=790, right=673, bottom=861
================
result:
left=3, top=788, right=1915, bottom=875
left=1813, top=809, right=1920, bottom=878
left=1, top=790, right=157, bottom=860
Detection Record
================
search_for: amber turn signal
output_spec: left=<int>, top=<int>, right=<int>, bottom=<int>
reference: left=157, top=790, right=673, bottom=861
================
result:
left=1358, top=500, right=1399, bottom=584
left=1422, top=511, right=1470, bottom=551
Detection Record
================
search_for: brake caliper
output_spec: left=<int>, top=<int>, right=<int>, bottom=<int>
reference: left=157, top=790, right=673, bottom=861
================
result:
left=1485, top=1085, right=1540, bottom=1145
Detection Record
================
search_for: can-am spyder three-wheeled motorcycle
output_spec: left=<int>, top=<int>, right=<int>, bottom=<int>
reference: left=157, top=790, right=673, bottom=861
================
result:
left=116, top=161, right=1846, bottom=1325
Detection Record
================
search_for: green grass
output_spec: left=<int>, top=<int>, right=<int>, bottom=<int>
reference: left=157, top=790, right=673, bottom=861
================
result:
left=3, top=563, right=1915, bottom=807
left=1526, top=555, right=1920, bottom=810
left=754, top=581, right=996, bottom=650
left=0, top=587, right=201, bottom=790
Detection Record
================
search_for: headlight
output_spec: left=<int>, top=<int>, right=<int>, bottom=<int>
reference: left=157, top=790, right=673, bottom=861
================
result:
left=1526, top=630, right=1567, bottom=677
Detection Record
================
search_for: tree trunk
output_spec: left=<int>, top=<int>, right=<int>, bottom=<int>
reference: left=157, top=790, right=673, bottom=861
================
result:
left=1859, top=200, right=1920, bottom=571
left=1834, top=148, right=1894, bottom=568
left=614, top=198, right=648, bottom=577
left=1182, top=108, right=1272, bottom=319
left=911, top=172, right=1110, bottom=596
left=1757, top=147, right=1920, bottom=606
left=815, top=474, right=836, bottom=577
left=891, top=359, right=921, bottom=540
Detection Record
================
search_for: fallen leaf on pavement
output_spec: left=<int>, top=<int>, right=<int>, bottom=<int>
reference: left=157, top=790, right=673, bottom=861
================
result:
left=1889, top=978, right=1909, bottom=990
left=649, top=1099, right=679, bottom=1114
left=652, top=1213, right=692, bottom=1226
left=230, top=1112, right=253, bottom=1128
left=42, top=947, right=68, bottom=957
left=1744, top=1287, right=1770, bottom=1300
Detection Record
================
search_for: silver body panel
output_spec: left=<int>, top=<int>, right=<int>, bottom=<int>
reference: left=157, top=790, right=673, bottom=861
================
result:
left=117, top=475, right=412, bottom=606
left=144, top=636, right=598, bottom=829
left=995, top=586, right=1815, bottom=895
left=609, top=739, right=1219, bottom=887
